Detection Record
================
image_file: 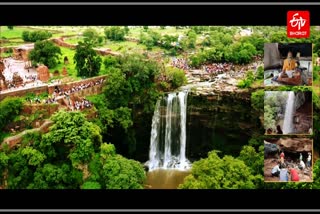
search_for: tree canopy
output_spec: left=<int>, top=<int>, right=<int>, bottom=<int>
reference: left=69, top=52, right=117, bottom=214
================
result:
left=74, top=41, right=102, bottom=77
left=29, top=41, right=62, bottom=68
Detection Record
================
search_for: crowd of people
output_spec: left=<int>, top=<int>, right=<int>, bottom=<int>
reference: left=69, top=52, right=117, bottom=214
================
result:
left=24, top=74, right=38, bottom=82
left=171, top=58, right=190, bottom=71
left=203, top=62, right=235, bottom=75
left=271, top=151, right=312, bottom=182
left=44, top=78, right=104, bottom=109
left=74, top=98, right=92, bottom=110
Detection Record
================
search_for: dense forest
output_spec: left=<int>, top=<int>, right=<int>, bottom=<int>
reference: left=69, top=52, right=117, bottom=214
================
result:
left=0, top=25, right=319, bottom=189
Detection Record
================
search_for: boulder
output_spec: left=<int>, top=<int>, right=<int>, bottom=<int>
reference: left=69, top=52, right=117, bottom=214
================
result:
left=264, top=141, right=280, bottom=156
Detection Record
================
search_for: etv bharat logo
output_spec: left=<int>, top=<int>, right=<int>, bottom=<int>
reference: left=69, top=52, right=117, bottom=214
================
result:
left=287, top=11, right=310, bottom=38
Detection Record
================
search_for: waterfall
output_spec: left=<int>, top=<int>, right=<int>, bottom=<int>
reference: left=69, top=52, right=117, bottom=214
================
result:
left=147, top=90, right=191, bottom=171
left=283, top=91, right=295, bottom=134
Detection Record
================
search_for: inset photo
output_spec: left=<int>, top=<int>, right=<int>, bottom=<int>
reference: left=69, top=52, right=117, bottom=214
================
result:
left=264, top=138, right=313, bottom=182
left=264, top=43, right=312, bottom=86
left=264, top=91, right=312, bottom=135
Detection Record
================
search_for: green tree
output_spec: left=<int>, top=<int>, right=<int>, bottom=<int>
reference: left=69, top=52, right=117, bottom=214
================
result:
left=251, top=89, right=264, bottom=113
left=74, top=41, right=102, bottom=77
left=179, top=151, right=256, bottom=189
left=165, top=67, right=187, bottom=88
left=28, top=41, right=62, bottom=68
left=102, top=154, right=146, bottom=189
left=143, top=26, right=149, bottom=32
left=103, top=53, right=162, bottom=112
left=22, top=30, right=52, bottom=42
left=28, top=163, right=83, bottom=189
left=41, top=110, right=102, bottom=167
left=240, top=33, right=268, bottom=55
left=139, top=30, right=161, bottom=50
left=139, top=32, right=155, bottom=50
left=0, top=152, right=9, bottom=187
left=0, top=97, right=23, bottom=132
left=124, top=26, right=130, bottom=35
left=180, top=30, right=197, bottom=50
left=264, top=104, right=276, bottom=131
left=104, top=26, right=126, bottom=41
left=103, top=55, right=119, bottom=70
left=7, top=148, right=36, bottom=189
left=226, top=42, right=257, bottom=64
left=83, top=28, right=104, bottom=46
left=81, top=181, right=101, bottom=189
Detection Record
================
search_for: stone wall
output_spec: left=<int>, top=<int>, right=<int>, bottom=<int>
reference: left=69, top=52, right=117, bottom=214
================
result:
left=22, top=103, right=59, bottom=115
left=48, top=75, right=107, bottom=94
left=1, top=120, right=54, bottom=149
left=51, top=38, right=77, bottom=49
left=0, top=85, right=48, bottom=101
left=0, top=75, right=107, bottom=101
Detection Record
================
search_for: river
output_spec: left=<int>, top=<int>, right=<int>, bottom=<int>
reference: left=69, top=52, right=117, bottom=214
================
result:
left=145, top=169, right=190, bottom=189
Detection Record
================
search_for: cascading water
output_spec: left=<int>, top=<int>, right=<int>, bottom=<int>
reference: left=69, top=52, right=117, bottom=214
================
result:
left=283, top=91, right=295, bottom=134
left=147, top=90, right=191, bottom=171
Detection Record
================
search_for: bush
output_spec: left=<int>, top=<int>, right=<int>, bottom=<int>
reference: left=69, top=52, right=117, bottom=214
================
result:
left=255, top=66, right=264, bottom=80
left=28, top=41, right=62, bottom=68
left=22, top=30, right=52, bottom=42
left=159, top=82, right=170, bottom=91
left=81, top=181, right=101, bottom=189
left=103, top=55, right=118, bottom=69
left=237, top=70, right=254, bottom=88
left=251, top=89, right=264, bottom=113
left=104, top=27, right=126, bottom=41
left=165, top=67, right=187, bottom=88
left=0, top=97, right=23, bottom=130
left=83, top=28, right=104, bottom=46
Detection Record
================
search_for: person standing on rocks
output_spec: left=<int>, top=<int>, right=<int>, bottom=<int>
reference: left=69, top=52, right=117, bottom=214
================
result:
left=307, top=152, right=312, bottom=169
left=299, top=159, right=306, bottom=170
left=299, top=153, right=303, bottom=162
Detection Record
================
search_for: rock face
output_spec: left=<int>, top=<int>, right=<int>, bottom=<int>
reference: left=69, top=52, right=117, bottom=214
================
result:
left=294, top=91, right=306, bottom=111
left=37, top=65, right=50, bottom=82
left=184, top=90, right=262, bottom=161
left=276, top=138, right=312, bottom=153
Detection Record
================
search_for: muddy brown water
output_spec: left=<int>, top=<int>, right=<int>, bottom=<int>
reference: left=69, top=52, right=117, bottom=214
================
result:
left=145, top=169, right=191, bottom=189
